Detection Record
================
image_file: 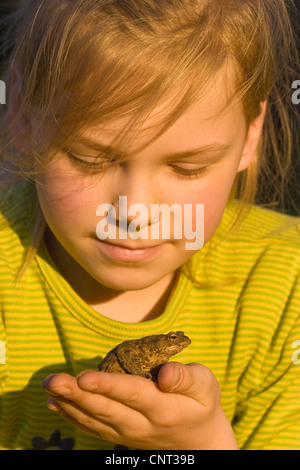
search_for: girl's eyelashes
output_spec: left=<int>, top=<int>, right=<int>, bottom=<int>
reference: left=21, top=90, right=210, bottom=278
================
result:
left=168, top=165, right=208, bottom=178
left=65, top=152, right=114, bottom=170
left=65, top=152, right=208, bottom=179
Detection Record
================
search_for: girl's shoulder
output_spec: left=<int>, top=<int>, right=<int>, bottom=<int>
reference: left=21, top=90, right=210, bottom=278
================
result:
left=220, top=199, right=300, bottom=249
left=0, top=177, right=36, bottom=227
left=0, top=178, right=42, bottom=285
left=190, top=200, right=300, bottom=285
left=0, top=177, right=37, bottom=254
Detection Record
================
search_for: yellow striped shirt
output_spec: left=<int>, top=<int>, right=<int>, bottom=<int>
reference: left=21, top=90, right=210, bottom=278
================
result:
left=0, top=180, right=299, bottom=450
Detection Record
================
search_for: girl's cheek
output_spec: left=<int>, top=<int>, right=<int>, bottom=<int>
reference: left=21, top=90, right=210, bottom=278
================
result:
left=37, top=168, right=96, bottom=213
left=187, top=179, right=233, bottom=242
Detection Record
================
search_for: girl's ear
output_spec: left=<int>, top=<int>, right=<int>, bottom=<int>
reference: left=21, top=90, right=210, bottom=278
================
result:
left=8, top=60, right=33, bottom=152
left=237, top=100, right=267, bottom=173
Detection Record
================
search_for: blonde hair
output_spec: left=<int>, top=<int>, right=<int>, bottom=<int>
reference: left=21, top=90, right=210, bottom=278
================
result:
left=0, top=0, right=299, bottom=285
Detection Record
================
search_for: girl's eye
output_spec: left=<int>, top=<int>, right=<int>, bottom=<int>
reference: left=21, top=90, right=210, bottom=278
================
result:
left=169, top=165, right=208, bottom=178
left=65, top=152, right=208, bottom=179
left=66, top=152, right=114, bottom=171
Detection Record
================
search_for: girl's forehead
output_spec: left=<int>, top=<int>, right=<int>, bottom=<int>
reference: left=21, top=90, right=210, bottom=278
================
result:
left=79, top=72, right=243, bottom=150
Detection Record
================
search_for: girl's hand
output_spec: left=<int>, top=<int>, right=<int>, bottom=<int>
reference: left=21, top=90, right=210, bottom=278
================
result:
left=42, top=362, right=238, bottom=450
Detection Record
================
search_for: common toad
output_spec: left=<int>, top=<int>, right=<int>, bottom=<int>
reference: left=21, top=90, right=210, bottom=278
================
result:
left=97, top=331, right=191, bottom=381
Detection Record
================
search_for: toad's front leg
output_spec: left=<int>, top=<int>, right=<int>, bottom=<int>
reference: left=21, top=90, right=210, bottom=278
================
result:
left=116, top=350, right=154, bottom=379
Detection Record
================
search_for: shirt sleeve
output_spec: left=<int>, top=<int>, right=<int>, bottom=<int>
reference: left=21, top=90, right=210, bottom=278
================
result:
left=232, top=248, right=300, bottom=450
left=0, top=300, right=8, bottom=395
left=0, top=233, right=9, bottom=394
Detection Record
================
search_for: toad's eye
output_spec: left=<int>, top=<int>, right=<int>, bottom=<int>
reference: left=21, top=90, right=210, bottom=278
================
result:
left=170, top=334, right=177, bottom=341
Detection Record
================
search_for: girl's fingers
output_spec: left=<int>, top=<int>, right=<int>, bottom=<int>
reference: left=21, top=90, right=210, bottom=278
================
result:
left=47, top=396, right=101, bottom=439
left=77, top=370, right=163, bottom=412
left=43, top=371, right=154, bottom=425
left=46, top=396, right=121, bottom=443
left=46, top=393, right=152, bottom=447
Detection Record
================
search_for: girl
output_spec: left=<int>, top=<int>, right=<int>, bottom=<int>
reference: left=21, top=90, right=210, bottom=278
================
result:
left=0, top=0, right=300, bottom=450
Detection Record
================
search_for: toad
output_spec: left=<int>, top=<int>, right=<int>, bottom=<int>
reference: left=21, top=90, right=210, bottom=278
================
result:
left=96, top=331, right=191, bottom=381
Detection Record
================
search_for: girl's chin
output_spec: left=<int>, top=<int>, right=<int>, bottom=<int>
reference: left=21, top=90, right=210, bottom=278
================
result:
left=88, top=271, right=167, bottom=292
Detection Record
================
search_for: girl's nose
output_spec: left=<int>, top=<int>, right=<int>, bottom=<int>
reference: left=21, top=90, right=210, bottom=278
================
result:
left=112, top=169, right=160, bottom=231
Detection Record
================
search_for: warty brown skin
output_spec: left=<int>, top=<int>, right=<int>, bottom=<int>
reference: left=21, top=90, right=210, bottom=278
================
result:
left=97, top=331, right=191, bottom=381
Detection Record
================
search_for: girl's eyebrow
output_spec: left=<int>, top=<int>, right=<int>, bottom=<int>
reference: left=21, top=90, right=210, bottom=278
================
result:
left=72, top=138, right=232, bottom=161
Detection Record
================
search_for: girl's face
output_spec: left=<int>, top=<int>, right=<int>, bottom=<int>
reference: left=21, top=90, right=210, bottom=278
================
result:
left=35, top=75, right=265, bottom=292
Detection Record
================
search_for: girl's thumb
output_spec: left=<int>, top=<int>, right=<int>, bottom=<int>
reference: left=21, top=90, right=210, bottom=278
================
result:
left=158, top=361, right=221, bottom=403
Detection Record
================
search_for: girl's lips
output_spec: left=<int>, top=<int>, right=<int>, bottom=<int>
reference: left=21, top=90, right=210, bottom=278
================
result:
left=96, top=239, right=165, bottom=262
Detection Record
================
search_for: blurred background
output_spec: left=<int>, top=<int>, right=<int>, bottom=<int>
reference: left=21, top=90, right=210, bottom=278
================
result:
left=0, top=0, right=299, bottom=215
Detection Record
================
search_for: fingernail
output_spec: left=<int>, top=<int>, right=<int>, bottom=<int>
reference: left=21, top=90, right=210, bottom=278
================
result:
left=44, top=383, right=71, bottom=397
left=168, top=366, right=182, bottom=392
left=42, top=374, right=56, bottom=389
left=47, top=397, right=62, bottom=412
left=42, top=375, right=71, bottom=397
